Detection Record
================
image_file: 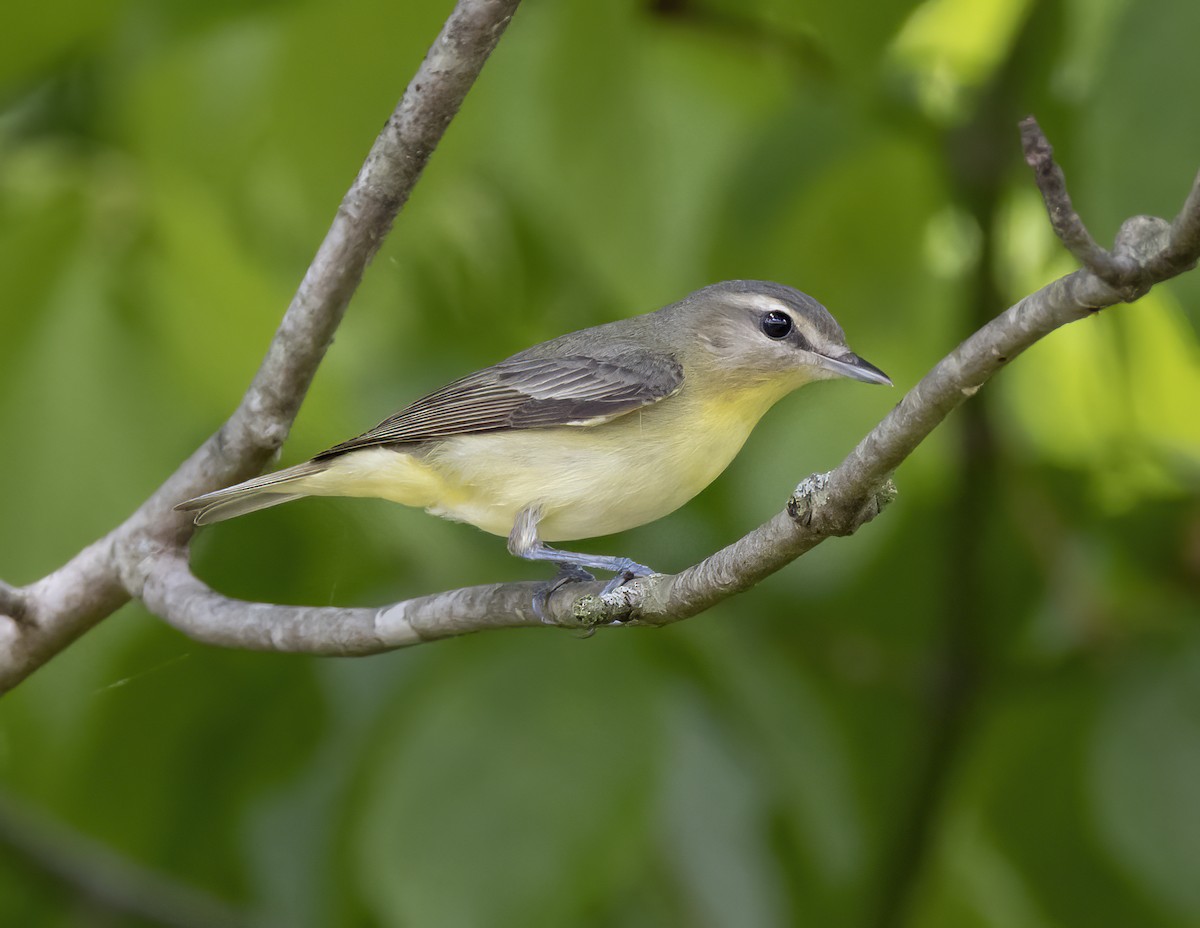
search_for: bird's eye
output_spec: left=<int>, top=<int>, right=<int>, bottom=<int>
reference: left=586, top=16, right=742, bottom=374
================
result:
left=761, top=310, right=793, bottom=339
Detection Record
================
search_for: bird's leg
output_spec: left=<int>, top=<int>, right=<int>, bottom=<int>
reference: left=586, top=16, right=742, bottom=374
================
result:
left=508, top=507, right=655, bottom=620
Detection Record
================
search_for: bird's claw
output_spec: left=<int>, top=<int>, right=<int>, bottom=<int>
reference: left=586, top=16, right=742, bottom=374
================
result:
left=599, top=559, right=654, bottom=597
left=532, top=558, right=655, bottom=621
left=532, top=564, right=595, bottom=622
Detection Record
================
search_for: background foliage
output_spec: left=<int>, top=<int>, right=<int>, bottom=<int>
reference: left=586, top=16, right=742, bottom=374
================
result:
left=2, top=0, right=1199, bottom=925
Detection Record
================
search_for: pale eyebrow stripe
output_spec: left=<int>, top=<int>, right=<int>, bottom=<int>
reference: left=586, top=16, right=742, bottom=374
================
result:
left=725, top=293, right=824, bottom=344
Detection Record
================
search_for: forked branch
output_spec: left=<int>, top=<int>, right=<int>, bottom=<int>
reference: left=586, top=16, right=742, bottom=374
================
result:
left=142, top=123, right=1200, bottom=649
left=2, top=44, right=1198, bottom=681
left=0, top=0, right=522, bottom=692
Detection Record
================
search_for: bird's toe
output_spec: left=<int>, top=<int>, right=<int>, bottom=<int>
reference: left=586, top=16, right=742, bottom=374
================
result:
left=532, top=564, right=596, bottom=622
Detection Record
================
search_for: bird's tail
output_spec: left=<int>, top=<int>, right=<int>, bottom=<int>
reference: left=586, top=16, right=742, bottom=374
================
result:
left=175, top=460, right=330, bottom=525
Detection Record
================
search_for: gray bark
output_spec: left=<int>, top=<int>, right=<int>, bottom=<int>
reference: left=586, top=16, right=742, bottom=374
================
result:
left=1, top=0, right=1197, bottom=697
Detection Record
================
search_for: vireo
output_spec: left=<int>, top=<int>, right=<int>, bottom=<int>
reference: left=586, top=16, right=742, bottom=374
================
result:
left=177, top=280, right=890, bottom=600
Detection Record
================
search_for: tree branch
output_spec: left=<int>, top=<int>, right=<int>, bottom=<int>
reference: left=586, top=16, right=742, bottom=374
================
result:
left=0, top=0, right=522, bottom=694
left=3, top=30, right=1197, bottom=678
left=0, top=580, right=24, bottom=623
left=1021, top=115, right=1199, bottom=290
left=1020, top=117, right=1116, bottom=276
left=140, top=549, right=546, bottom=653
left=136, top=128, right=1200, bottom=654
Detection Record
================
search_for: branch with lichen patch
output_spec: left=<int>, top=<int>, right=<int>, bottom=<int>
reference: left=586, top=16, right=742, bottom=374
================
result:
left=131, top=128, right=1200, bottom=651
left=3, top=73, right=1198, bottom=674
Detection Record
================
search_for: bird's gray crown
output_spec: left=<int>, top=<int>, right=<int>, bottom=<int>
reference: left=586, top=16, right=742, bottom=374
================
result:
left=681, top=280, right=847, bottom=345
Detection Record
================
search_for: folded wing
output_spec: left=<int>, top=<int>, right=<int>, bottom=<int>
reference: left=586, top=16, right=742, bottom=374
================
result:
left=315, top=351, right=684, bottom=459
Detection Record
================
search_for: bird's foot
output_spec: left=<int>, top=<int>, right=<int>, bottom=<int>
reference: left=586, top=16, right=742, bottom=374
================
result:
left=532, top=564, right=595, bottom=622
left=599, top=558, right=655, bottom=597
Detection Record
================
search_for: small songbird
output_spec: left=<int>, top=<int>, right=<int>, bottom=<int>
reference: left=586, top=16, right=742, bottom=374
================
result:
left=177, top=280, right=890, bottom=601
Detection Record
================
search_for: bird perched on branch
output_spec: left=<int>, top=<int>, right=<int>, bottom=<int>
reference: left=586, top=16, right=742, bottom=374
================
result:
left=177, top=280, right=890, bottom=608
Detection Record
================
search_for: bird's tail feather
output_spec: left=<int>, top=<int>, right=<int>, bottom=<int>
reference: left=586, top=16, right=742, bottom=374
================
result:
left=175, top=460, right=329, bottom=525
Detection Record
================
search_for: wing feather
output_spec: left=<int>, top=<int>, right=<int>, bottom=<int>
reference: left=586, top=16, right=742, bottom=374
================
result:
left=314, top=352, right=683, bottom=460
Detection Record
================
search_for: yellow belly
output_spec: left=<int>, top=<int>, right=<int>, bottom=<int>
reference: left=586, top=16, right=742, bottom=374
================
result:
left=306, top=387, right=782, bottom=541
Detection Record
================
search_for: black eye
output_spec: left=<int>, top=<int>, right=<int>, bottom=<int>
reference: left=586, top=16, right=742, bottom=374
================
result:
left=761, top=310, right=793, bottom=339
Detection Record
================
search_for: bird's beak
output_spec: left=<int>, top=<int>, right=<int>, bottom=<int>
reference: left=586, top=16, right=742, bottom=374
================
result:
left=816, top=351, right=893, bottom=386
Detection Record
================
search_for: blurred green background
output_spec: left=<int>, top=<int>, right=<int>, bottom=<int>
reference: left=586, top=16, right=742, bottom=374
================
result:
left=2, top=0, right=1199, bottom=925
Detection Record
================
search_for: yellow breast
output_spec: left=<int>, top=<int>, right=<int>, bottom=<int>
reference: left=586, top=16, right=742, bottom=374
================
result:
left=308, top=379, right=791, bottom=541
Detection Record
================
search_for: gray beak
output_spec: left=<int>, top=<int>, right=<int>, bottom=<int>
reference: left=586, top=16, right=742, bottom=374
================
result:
left=816, top=351, right=893, bottom=386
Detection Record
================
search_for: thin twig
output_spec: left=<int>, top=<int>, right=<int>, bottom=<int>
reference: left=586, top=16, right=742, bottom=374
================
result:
left=1170, top=169, right=1200, bottom=250
left=4, top=69, right=1199, bottom=677
left=1019, top=116, right=1200, bottom=294
left=139, top=135, right=1200, bottom=651
left=141, top=0, right=526, bottom=545
left=1154, top=168, right=1200, bottom=277
left=0, top=0, right=522, bottom=694
left=1019, top=116, right=1118, bottom=277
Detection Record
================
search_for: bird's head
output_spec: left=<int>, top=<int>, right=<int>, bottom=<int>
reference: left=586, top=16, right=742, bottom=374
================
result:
left=673, top=280, right=892, bottom=395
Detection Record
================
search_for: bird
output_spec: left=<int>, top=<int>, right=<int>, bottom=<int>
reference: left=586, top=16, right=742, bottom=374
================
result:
left=176, top=280, right=890, bottom=606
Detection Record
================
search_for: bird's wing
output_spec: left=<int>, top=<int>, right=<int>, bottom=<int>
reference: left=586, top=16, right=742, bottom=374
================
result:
left=314, top=351, right=684, bottom=459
